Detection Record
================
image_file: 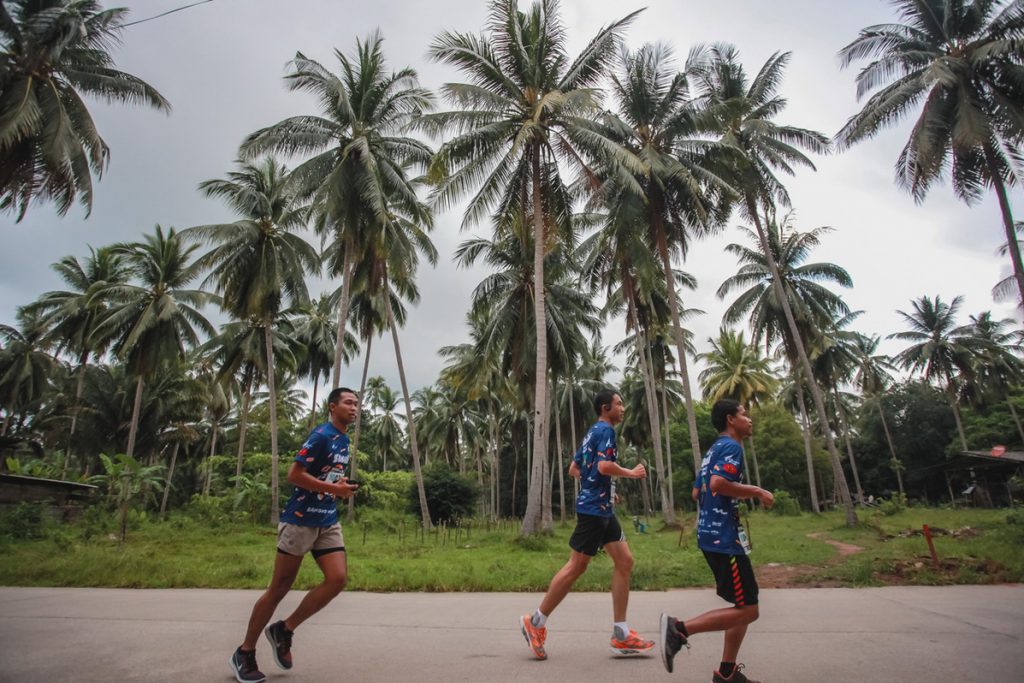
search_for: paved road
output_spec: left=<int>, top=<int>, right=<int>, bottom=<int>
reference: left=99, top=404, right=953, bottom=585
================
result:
left=0, top=585, right=1021, bottom=682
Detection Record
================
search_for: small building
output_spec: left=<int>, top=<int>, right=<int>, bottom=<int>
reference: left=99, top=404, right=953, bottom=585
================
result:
left=932, top=449, right=1024, bottom=508
left=0, top=473, right=97, bottom=520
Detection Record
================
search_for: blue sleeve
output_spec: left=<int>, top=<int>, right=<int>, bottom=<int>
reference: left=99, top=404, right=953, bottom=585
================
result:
left=595, top=425, right=616, bottom=463
left=711, top=441, right=744, bottom=482
left=294, top=430, right=327, bottom=470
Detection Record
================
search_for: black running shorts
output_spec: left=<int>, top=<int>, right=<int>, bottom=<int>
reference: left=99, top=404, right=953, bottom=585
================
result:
left=703, top=550, right=759, bottom=606
left=569, top=513, right=625, bottom=556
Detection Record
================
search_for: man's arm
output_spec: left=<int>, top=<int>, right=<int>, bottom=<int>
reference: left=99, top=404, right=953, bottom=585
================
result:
left=286, top=462, right=359, bottom=499
left=568, top=460, right=580, bottom=479
left=709, top=475, right=773, bottom=508
left=597, top=461, right=646, bottom=479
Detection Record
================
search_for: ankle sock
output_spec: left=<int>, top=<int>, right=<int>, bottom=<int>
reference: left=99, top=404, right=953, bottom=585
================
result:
left=531, top=610, right=547, bottom=628
left=676, top=620, right=689, bottom=637
left=719, top=661, right=736, bottom=678
left=613, top=621, right=629, bottom=639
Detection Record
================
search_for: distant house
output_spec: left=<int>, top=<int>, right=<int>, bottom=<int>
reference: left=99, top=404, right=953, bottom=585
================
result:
left=0, top=474, right=97, bottom=520
left=935, top=449, right=1024, bottom=508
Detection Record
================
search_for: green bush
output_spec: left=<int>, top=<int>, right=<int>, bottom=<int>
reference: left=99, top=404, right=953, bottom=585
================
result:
left=0, top=502, right=51, bottom=540
left=769, top=489, right=801, bottom=516
left=1007, top=509, right=1024, bottom=526
left=408, top=463, right=479, bottom=525
left=357, top=470, right=414, bottom=512
left=877, top=493, right=907, bottom=516
left=184, top=493, right=234, bottom=527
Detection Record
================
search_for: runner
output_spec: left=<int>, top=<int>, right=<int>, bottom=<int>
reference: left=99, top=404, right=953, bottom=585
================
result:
left=520, top=388, right=654, bottom=660
left=659, top=399, right=774, bottom=683
left=229, top=387, right=360, bottom=683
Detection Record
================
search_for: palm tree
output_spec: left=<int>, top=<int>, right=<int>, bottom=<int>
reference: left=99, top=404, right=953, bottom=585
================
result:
left=890, top=295, right=981, bottom=451
left=718, top=213, right=853, bottom=516
left=292, top=294, right=357, bottom=427
left=602, top=42, right=733, bottom=478
left=93, top=225, right=213, bottom=460
left=240, top=31, right=433, bottom=389
left=185, top=157, right=319, bottom=524
left=365, top=378, right=404, bottom=472
left=849, top=332, right=905, bottom=495
left=695, top=46, right=857, bottom=525
left=697, top=327, right=778, bottom=489
left=426, top=0, right=639, bottom=535
left=0, top=310, right=56, bottom=436
left=25, top=246, right=127, bottom=475
left=837, top=0, right=1024, bottom=307
left=0, top=0, right=170, bottom=220
left=967, top=311, right=1024, bottom=441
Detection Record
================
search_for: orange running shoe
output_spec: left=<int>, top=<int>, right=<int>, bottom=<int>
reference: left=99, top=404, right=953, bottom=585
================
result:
left=520, top=614, right=547, bottom=660
left=610, top=628, right=655, bottom=656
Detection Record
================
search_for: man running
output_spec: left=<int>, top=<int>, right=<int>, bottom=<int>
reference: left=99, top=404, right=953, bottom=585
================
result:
left=520, top=388, right=654, bottom=659
left=659, top=399, right=774, bottom=683
left=230, top=387, right=361, bottom=683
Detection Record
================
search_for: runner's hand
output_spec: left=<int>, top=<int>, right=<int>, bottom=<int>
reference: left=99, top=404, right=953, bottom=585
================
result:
left=631, top=463, right=647, bottom=479
left=759, top=489, right=774, bottom=509
left=335, top=480, right=359, bottom=499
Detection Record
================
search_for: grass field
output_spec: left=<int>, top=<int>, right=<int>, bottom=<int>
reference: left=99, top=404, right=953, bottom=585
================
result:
left=1, top=507, right=1021, bottom=590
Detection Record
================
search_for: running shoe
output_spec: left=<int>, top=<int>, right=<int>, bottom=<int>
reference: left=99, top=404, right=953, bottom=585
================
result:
left=229, top=647, right=266, bottom=683
left=610, top=627, right=655, bottom=656
left=660, top=612, right=689, bottom=673
left=264, top=619, right=294, bottom=670
left=520, top=613, right=548, bottom=660
left=712, top=663, right=760, bottom=683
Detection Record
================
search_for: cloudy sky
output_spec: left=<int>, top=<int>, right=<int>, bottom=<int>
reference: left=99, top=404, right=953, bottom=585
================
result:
left=0, top=0, right=1018, bottom=398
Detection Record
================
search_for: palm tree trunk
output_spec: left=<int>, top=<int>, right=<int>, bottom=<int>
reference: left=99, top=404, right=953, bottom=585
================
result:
left=833, top=387, right=864, bottom=504
left=234, top=382, right=251, bottom=489
left=748, top=202, right=855, bottom=526
left=307, top=374, right=320, bottom=429
left=0, top=413, right=9, bottom=437
left=385, top=284, right=431, bottom=530
left=568, top=381, right=579, bottom=509
left=475, top=442, right=485, bottom=517
left=655, top=222, right=703, bottom=477
left=946, top=381, right=969, bottom=451
left=1007, top=396, right=1024, bottom=445
left=204, top=418, right=219, bottom=496
left=126, top=375, right=145, bottom=459
left=521, top=144, right=550, bottom=537
left=661, top=376, right=675, bottom=510
left=346, top=334, right=373, bottom=523
left=794, top=370, right=821, bottom=513
left=984, top=144, right=1024, bottom=308
left=554, top=380, right=566, bottom=524
left=264, top=317, right=281, bottom=526
left=643, top=339, right=676, bottom=525
left=331, top=246, right=355, bottom=388
left=62, top=353, right=89, bottom=479
left=747, top=435, right=762, bottom=490
left=160, top=442, right=179, bottom=518
left=877, top=402, right=904, bottom=497
left=490, top=409, right=500, bottom=520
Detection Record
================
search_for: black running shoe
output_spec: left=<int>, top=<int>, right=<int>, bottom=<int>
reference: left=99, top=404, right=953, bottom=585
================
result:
left=264, top=619, right=294, bottom=670
left=659, top=612, right=689, bottom=673
left=712, top=663, right=760, bottom=683
left=230, top=647, right=266, bottom=683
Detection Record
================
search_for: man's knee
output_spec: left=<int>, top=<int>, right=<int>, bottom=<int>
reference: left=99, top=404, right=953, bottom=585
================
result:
left=613, top=551, right=634, bottom=574
left=323, top=572, right=347, bottom=595
left=739, top=604, right=759, bottom=624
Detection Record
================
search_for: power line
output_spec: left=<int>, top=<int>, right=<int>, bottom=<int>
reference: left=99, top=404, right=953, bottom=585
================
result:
left=122, top=0, right=215, bottom=28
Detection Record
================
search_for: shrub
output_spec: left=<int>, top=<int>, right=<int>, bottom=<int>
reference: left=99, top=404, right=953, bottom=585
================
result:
left=1007, top=509, right=1024, bottom=526
left=357, top=470, right=414, bottom=512
left=877, top=493, right=907, bottom=516
left=407, top=463, right=479, bottom=525
left=0, top=502, right=50, bottom=540
left=770, top=490, right=801, bottom=516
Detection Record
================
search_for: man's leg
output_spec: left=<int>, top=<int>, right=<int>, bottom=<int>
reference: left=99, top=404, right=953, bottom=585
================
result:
left=602, top=540, right=633, bottom=622
left=282, top=550, right=348, bottom=630
left=538, top=550, right=591, bottom=616
left=241, top=551, right=303, bottom=650
left=683, top=603, right=759, bottom=637
left=722, top=621, right=750, bottom=663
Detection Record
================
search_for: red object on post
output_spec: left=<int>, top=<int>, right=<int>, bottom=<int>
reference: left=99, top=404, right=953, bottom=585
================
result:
left=923, top=524, right=940, bottom=570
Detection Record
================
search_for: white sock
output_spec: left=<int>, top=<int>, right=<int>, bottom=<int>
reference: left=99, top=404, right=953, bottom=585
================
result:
left=614, top=621, right=629, bottom=638
left=532, top=609, right=547, bottom=628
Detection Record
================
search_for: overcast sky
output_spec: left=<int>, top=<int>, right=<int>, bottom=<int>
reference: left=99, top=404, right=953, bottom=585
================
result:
left=0, top=0, right=1018, bottom=399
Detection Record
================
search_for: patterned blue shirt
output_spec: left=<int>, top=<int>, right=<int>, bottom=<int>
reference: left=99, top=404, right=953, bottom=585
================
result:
left=696, top=435, right=747, bottom=555
left=280, top=422, right=350, bottom=527
left=574, top=421, right=617, bottom=518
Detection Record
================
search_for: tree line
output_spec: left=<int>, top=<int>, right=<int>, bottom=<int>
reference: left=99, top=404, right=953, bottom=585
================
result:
left=1, top=0, right=1022, bottom=533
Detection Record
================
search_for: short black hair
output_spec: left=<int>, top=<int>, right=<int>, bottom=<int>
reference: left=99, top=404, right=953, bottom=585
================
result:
left=593, top=388, right=619, bottom=416
left=327, top=387, right=357, bottom=406
left=711, top=399, right=742, bottom=432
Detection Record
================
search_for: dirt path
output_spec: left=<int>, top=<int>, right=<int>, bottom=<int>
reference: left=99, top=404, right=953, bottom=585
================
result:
left=756, top=533, right=865, bottom=588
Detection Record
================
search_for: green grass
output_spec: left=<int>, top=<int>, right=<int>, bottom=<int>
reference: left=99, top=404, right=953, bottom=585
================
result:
left=1, top=507, right=1021, bottom=590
